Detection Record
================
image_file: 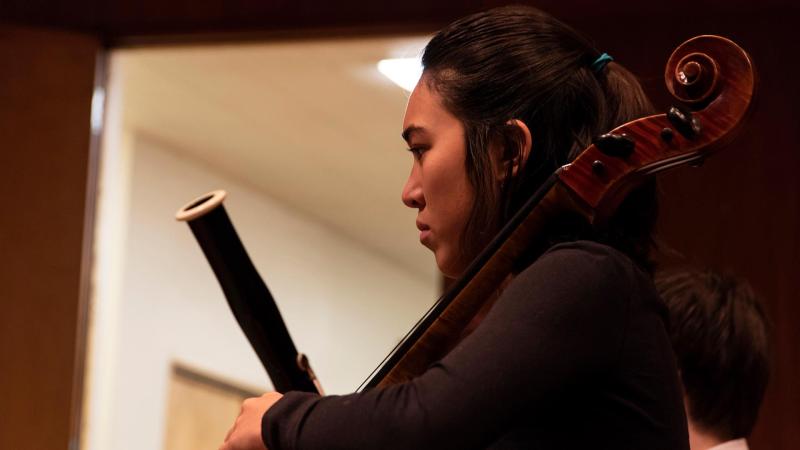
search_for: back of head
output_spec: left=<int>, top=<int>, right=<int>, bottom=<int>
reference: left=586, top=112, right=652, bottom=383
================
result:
left=656, top=270, right=770, bottom=440
left=422, top=5, right=657, bottom=268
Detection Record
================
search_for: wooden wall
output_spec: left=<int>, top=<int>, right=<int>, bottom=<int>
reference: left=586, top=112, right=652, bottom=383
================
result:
left=0, top=27, right=99, bottom=450
left=572, top=14, right=799, bottom=449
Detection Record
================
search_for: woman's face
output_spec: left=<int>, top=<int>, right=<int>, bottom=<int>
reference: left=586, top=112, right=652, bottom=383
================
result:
left=401, top=78, right=474, bottom=278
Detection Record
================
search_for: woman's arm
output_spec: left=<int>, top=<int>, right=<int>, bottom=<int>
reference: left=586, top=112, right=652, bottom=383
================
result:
left=227, top=241, right=634, bottom=450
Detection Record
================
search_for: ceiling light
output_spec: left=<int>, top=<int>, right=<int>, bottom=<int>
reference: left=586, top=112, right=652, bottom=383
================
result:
left=377, top=57, right=423, bottom=92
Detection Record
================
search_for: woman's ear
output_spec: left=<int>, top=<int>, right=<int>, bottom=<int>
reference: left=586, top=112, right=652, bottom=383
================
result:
left=491, top=119, right=532, bottom=182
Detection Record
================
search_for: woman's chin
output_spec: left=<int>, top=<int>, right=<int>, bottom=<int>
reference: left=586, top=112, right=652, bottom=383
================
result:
left=434, top=251, right=466, bottom=279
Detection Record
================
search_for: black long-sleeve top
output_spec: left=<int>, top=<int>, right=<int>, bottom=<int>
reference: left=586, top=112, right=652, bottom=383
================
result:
left=262, top=241, right=689, bottom=449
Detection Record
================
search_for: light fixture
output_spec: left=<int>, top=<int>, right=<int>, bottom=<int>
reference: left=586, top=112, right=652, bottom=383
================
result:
left=377, top=57, right=423, bottom=92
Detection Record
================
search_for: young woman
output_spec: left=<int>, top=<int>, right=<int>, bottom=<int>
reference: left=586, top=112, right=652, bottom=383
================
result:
left=221, top=6, right=688, bottom=449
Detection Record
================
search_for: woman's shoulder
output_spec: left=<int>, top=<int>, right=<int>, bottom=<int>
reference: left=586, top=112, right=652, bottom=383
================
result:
left=505, top=240, right=653, bottom=310
left=478, top=240, right=651, bottom=378
left=524, top=239, right=642, bottom=281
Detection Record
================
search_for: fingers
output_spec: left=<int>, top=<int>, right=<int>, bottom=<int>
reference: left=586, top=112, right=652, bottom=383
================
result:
left=242, top=397, right=256, bottom=411
left=222, top=415, right=240, bottom=450
left=225, top=420, right=236, bottom=441
left=220, top=393, right=275, bottom=450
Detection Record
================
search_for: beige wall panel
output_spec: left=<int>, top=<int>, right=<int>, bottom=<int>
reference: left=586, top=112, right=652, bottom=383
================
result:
left=164, top=366, right=258, bottom=450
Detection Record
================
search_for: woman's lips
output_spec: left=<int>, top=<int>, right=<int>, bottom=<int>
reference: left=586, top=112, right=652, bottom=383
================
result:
left=419, top=229, right=431, bottom=243
left=416, top=220, right=431, bottom=243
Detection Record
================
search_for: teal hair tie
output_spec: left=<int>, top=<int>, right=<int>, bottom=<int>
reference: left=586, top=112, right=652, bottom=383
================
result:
left=590, top=53, right=614, bottom=73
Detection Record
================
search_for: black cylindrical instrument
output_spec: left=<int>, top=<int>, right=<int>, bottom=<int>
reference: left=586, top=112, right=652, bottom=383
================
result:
left=176, top=190, right=319, bottom=394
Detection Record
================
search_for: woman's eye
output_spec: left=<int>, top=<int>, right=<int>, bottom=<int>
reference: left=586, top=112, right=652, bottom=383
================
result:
left=408, top=146, right=428, bottom=159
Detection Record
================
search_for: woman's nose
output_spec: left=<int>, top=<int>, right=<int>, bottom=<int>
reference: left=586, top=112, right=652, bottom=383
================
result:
left=402, top=164, right=424, bottom=209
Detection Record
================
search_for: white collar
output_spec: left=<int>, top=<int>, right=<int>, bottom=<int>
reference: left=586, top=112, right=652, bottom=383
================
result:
left=707, top=438, right=749, bottom=450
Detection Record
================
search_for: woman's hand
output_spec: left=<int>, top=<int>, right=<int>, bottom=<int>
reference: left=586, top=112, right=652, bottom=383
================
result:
left=220, top=392, right=283, bottom=450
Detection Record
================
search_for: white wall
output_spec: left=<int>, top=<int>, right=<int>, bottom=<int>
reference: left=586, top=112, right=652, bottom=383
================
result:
left=83, top=131, right=438, bottom=450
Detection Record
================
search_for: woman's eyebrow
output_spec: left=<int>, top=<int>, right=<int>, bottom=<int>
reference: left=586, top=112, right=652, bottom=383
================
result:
left=402, top=125, right=426, bottom=143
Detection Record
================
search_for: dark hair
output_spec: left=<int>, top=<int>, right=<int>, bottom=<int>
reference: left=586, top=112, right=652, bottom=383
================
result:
left=422, top=5, right=656, bottom=268
left=656, top=270, right=770, bottom=440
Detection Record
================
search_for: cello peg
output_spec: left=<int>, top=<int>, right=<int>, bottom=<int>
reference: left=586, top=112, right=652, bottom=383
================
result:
left=667, top=106, right=702, bottom=139
left=594, top=133, right=635, bottom=158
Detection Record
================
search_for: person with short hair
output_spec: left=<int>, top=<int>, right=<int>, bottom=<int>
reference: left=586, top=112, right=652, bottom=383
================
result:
left=656, top=270, right=770, bottom=450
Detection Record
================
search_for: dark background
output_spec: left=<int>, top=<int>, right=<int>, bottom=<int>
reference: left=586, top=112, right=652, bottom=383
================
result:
left=1, top=1, right=797, bottom=449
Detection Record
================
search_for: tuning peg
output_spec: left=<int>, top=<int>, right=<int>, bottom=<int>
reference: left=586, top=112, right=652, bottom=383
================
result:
left=667, top=106, right=702, bottom=139
left=594, top=133, right=635, bottom=158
